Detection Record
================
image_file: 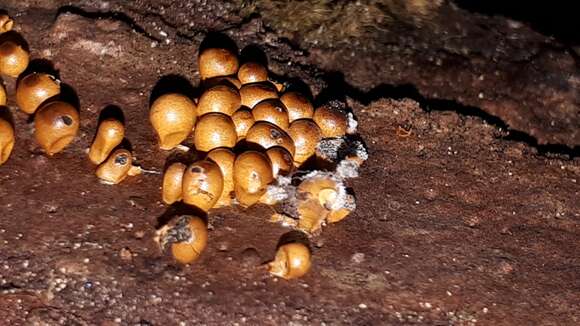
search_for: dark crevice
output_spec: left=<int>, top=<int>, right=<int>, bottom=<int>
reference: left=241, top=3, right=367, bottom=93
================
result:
left=567, top=46, right=580, bottom=68
left=254, top=32, right=578, bottom=159
left=454, top=0, right=580, bottom=46
left=316, top=72, right=579, bottom=159
left=0, top=282, right=21, bottom=291
left=55, top=5, right=162, bottom=42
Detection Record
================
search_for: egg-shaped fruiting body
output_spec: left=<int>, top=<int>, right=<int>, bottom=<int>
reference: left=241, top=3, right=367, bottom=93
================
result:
left=34, top=101, right=79, bottom=156
left=245, top=121, right=295, bottom=156
left=0, top=116, right=14, bottom=165
left=149, top=93, right=196, bottom=150
left=287, top=119, right=322, bottom=166
left=88, top=118, right=124, bottom=165
left=231, top=108, right=254, bottom=140
left=95, top=149, right=141, bottom=184
left=239, top=82, right=278, bottom=108
left=237, top=62, right=268, bottom=84
left=298, top=176, right=340, bottom=209
left=0, top=15, right=14, bottom=34
left=206, top=148, right=235, bottom=207
left=16, top=73, right=61, bottom=114
left=233, top=151, right=274, bottom=207
left=182, top=160, right=224, bottom=212
left=252, top=99, right=290, bottom=130
left=313, top=104, right=348, bottom=138
left=266, top=146, right=294, bottom=177
left=155, top=215, right=208, bottom=264
left=268, top=242, right=311, bottom=280
left=295, top=175, right=354, bottom=233
left=198, top=48, right=239, bottom=80
left=197, top=84, right=240, bottom=116
left=170, top=216, right=208, bottom=264
left=0, top=41, right=29, bottom=77
left=280, top=92, right=314, bottom=122
left=0, top=83, right=6, bottom=105
left=162, top=162, right=187, bottom=205
left=193, top=113, right=237, bottom=152
left=296, top=177, right=338, bottom=234
left=296, top=197, right=328, bottom=234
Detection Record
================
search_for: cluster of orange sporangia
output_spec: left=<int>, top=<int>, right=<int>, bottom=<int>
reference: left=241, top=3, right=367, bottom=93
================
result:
left=0, top=14, right=80, bottom=165
left=1, top=13, right=367, bottom=279
left=0, top=14, right=141, bottom=182
left=149, top=43, right=367, bottom=279
left=1, top=14, right=25, bottom=165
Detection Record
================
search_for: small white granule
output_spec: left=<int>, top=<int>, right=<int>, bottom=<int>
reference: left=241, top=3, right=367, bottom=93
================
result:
left=347, top=112, right=358, bottom=134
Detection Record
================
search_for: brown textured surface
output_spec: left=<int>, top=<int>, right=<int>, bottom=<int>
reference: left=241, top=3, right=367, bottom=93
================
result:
left=0, top=1, right=579, bottom=325
left=309, top=3, right=580, bottom=148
